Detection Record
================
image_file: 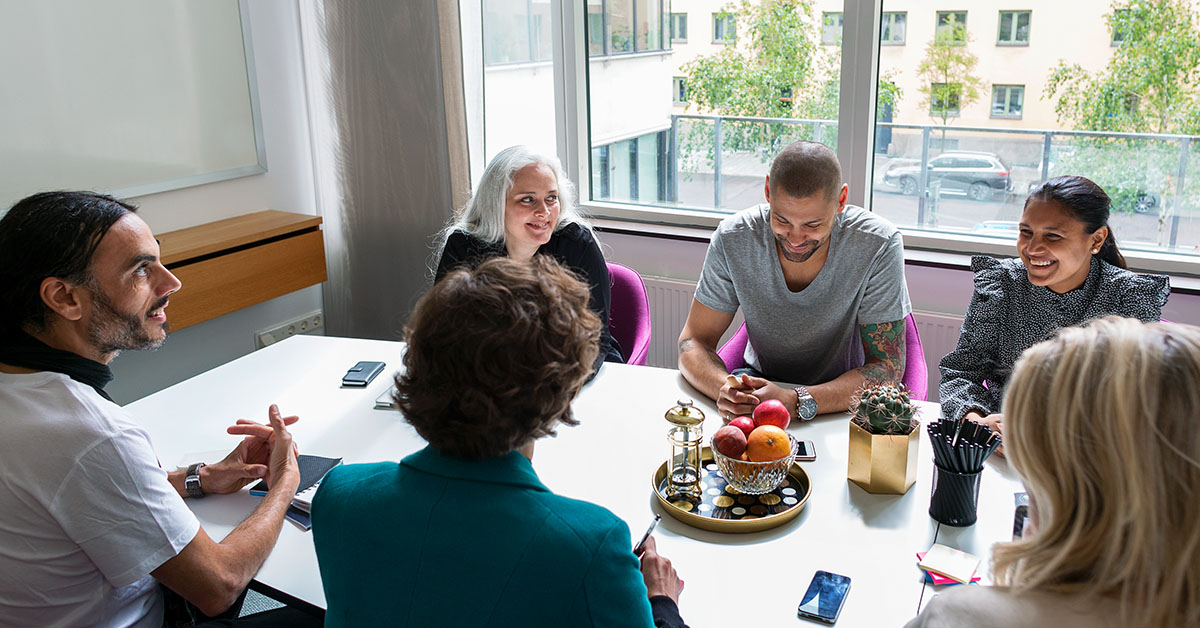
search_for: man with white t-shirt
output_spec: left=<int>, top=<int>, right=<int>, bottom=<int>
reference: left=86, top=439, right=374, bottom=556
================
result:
left=678, top=141, right=912, bottom=421
left=0, top=192, right=320, bottom=627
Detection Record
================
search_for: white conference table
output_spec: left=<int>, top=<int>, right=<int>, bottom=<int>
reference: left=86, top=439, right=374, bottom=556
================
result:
left=126, top=335, right=1025, bottom=626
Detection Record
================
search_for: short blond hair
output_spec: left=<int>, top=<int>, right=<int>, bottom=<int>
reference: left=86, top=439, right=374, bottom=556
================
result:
left=995, top=316, right=1200, bottom=628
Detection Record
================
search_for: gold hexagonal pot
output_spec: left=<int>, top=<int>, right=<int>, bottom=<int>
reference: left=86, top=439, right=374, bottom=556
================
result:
left=847, top=420, right=919, bottom=495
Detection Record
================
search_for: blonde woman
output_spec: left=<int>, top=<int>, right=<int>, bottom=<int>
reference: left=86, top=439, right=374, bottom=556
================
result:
left=909, top=316, right=1200, bottom=628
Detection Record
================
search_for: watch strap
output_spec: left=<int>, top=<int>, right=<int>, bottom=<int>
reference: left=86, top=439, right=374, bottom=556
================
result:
left=185, top=462, right=206, bottom=499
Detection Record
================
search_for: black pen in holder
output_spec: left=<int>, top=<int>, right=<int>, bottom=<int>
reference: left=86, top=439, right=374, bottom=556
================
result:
left=927, top=419, right=1001, bottom=526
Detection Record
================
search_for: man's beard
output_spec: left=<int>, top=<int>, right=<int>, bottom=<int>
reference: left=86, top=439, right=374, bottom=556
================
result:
left=87, top=289, right=170, bottom=357
left=775, top=234, right=825, bottom=263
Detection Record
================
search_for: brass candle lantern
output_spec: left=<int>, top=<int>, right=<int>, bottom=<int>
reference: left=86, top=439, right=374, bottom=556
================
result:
left=663, top=399, right=706, bottom=502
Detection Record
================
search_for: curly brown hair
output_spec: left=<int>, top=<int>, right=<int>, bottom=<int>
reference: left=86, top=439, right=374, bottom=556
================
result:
left=395, top=255, right=601, bottom=459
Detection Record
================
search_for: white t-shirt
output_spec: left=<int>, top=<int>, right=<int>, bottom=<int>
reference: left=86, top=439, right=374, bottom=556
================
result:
left=0, top=371, right=200, bottom=628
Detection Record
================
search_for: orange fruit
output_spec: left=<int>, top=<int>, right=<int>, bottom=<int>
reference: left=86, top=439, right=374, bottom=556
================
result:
left=746, top=425, right=791, bottom=462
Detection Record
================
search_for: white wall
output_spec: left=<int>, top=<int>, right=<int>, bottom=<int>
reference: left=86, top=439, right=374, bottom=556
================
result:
left=107, top=1, right=322, bottom=404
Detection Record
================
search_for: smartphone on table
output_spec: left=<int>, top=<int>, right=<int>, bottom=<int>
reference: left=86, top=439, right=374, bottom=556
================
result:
left=797, top=570, right=851, bottom=624
left=342, top=361, right=385, bottom=387
left=795, top=439, right=817, bottom=462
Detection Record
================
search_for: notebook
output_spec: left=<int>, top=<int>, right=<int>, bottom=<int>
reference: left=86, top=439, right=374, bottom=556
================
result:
left=917, top=543, right=981, bottom=584
left=248, top=454, right=342, bottom=530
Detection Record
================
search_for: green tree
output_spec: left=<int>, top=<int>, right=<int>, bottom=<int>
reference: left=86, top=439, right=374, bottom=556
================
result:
left=1045, top=0, right=1200, bottom=227
left=678, top=0, right=899, bottom=172
left=916, top=15, right=981, bottom=145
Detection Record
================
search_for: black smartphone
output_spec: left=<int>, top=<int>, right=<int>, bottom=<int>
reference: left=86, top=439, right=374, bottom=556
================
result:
left=797, top=570, right=851, bottom=624
left=342, top=361, right=385, bottom=387
left=795, top=439, right=817, bottom=461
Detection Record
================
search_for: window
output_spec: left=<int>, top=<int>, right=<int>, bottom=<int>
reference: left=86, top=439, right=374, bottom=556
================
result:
left=936, top=11, right=968, bottom=45
left=822, top=12, right=843, bottom=46
left=670, top=12, right=687, bottom=43
left=591, top=131, right=669, bottom=203
left=483, top=0, right=552, bottom=65
left=672, top=76, right=687, bottom=104
left=586, top=0, right=669, bottom=57
left=991, top=85, right=1024, bottom=118
left=997, top=10, right=1030, bottom=45
left=930, top=83, right=962, bottom=117
left=1111, top=8, right=1130, bottom=45
left=712, top=12, right=735, bottom=43
left=881, top=12, right=906, bottom=45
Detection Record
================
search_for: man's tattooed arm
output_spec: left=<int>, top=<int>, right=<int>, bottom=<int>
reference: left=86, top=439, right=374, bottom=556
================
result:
left=856, top=319, right=906, bottom=384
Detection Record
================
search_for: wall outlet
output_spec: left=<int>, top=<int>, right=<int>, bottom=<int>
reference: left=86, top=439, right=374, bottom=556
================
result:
left=255, top=310, right=324, bottom=348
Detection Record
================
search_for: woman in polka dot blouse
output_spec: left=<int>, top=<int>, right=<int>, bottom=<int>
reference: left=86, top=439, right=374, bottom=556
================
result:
left=938, top=176, right=1169, bottom=450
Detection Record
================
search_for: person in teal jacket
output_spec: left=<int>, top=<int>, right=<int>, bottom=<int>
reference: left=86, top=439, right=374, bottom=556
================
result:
left=312, top=256, right=688, bottom=628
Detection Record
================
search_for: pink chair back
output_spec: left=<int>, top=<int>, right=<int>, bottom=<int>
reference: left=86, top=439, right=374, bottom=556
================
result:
left=716, top=313, right=929, bottom=401
left=606, top=262, right=651, bottom=366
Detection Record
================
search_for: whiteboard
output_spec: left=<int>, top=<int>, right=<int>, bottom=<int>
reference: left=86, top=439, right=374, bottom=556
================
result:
left=0, top=0, right=265, bottom=202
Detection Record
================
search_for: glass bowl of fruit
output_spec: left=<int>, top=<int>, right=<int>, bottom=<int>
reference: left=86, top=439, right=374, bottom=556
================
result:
left=710, top=425, right=797, bottom=495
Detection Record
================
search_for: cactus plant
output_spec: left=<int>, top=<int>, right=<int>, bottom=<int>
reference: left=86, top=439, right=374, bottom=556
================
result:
left=850, top=382, right=918, bottom=436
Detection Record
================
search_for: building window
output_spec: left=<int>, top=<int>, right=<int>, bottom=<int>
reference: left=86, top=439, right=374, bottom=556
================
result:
left=881, top=11, right=906, bottom=45
left=586, top=0, right=669, bottom=57
left=712, top=12, right=735, bottom=43
left=672, top=76, right=687, bottom=104
left=483, top=0, right=553, bottom=65
left=670, top=12, right=687, bottom=43
left=997, top=10, right=1031, bottom=45
left=821, top=12, right=843, bottom=45
left=991, top=84, right=1024, bottom=118
left=1111, top=8, right=1130, bottom=45
left=936, top=11, right=968, bottom=45
left=930, top=82, right=962, bottom=117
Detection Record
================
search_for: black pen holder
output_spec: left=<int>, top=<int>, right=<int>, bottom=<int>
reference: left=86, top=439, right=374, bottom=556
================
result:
left=929, top=463, right=982, bottom=526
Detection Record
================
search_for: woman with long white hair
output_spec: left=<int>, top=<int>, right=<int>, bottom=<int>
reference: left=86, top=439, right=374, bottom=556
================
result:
left=910, top=316, right=1200, bottom=628
left=435, top=145, right=623, bottom=373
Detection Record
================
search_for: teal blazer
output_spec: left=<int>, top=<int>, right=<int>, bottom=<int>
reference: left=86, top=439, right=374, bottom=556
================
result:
left=311, top=446, right=658, bottom=627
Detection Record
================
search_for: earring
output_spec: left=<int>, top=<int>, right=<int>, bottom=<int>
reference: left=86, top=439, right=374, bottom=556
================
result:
left=1092, top=248, right=1099, bottom=254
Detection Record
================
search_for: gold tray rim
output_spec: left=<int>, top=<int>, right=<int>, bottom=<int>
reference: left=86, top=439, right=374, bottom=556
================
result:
left=652, top=446, right=812, bottom=533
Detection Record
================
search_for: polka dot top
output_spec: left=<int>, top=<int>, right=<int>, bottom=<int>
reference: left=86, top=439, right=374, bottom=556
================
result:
left=938, top=255, right=1169, bottom=421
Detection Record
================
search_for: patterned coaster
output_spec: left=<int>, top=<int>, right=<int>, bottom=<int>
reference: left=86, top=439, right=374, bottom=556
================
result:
left=657, top=461, right=804, bottom=521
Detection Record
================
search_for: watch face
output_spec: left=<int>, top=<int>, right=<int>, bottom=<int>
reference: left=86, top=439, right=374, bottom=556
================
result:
left=799, top=397, right=818, bottom=420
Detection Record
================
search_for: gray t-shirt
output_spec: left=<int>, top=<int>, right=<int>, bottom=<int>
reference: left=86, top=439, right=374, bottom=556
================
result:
left=695, top=204, right=911, bottom=385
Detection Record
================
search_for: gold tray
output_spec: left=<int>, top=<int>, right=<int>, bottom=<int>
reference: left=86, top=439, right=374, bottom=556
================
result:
left=652, top=446, right=811, bottom=533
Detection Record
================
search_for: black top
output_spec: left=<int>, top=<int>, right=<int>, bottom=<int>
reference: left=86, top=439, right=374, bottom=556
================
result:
left=435, top=223, right=624, bottom=377
left=938, top=255, right=1169, bottom=420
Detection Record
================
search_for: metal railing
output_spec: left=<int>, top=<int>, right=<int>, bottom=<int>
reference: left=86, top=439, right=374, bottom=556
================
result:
left=668, top=113, right=1199, bottom=248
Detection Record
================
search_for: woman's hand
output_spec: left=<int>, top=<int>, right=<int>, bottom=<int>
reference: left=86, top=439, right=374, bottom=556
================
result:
left=638, top=536, right=684, bottom=603
left=964, top=411, right=1004, bottom=456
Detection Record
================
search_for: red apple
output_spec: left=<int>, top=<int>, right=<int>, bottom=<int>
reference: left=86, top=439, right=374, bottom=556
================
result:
left=752, top=399, right=791, bottom=430
left=712, top=425, right=748, bottom=458
left=729, top=416, right=756, bottom=439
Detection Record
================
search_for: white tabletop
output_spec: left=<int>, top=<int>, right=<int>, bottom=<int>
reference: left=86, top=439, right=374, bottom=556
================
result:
left=126, top=334, right=1025, bottom=626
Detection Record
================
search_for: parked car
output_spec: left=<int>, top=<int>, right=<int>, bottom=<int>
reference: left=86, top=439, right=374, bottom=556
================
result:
left=882, top=151, right=1013, bottom=201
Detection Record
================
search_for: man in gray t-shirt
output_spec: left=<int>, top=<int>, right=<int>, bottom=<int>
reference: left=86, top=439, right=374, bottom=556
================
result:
left=678, top=141, right=911, bottom=421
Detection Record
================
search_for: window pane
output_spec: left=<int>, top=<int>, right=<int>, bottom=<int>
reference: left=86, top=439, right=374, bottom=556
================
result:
left=873, top=1, right=1200, bottom=257
left=609, top=0, right=634, bottom=53
left=479, top=0, right=558, bottom=159
left=636, top=0, right=662, bottom=52
left=587, top=0, right=605, bottom=56
left=882, top=12, right=906, bottom=44
left=589, top=1, right=843, bottom=212
left=671, top=12, right=687, bottom=42
left=822, top=12, right=842, bottom=45
left=483, top=0, right=532, bottom=65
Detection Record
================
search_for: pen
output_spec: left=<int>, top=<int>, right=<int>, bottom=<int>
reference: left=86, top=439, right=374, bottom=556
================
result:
left=633, top=514, right=661, bottom=556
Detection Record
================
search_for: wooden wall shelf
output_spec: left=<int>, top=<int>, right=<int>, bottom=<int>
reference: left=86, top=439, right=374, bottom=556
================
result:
left=157, top=210, right=327, bottom=332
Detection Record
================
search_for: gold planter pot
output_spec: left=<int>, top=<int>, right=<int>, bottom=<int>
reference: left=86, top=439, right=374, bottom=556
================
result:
left=847, top=420, right=919, bottom=495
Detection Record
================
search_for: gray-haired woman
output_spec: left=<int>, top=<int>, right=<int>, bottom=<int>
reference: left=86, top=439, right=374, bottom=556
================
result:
left=434, top=145, right=623, bottom=373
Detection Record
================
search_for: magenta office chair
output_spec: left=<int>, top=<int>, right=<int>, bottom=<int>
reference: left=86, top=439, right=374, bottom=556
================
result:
left=606, top=262, right=651, bottom=366
left=716, top=312, right=930, bottom=401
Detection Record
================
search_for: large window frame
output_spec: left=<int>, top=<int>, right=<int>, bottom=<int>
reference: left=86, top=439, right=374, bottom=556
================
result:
left=471, top=1, right=1200, bottom=278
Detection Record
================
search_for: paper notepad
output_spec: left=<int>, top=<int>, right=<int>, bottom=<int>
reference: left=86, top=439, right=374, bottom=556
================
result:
left=248, top=454, right=342, bottom=529
left=917, top=552, right=981, bottom=585
left=917, top=544, right=981, bottom=584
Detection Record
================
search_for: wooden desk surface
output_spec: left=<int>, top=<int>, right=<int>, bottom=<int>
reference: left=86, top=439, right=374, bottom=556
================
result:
left=158, top=210, right=322, bottom=266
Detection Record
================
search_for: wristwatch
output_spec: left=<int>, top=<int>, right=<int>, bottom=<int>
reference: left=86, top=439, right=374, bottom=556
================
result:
left=794, top=386, right=818, bottom=421
left=185, top=462, right=206, bottom=499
